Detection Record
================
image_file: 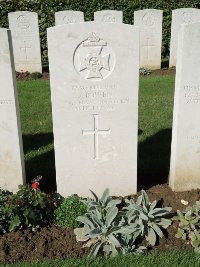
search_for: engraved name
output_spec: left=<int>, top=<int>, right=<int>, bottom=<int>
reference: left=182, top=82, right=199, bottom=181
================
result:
left=69, top=84, right=130, bottom=112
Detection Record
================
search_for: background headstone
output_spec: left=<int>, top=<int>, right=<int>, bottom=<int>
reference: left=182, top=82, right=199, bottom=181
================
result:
left=0, top=28, right=25, bottom=192
left=169, top=8, right=200, bottom=67
left=94, top=10, right=123, bottom=23
left=134, top=9, right=163, bottom=70
left=48, top=22, right=139, bottom=197
left=169, top=22, right=200, bottom=191
left=8, top=11, right=42, bottom=73
left=55, top=11, right=84, bottom=26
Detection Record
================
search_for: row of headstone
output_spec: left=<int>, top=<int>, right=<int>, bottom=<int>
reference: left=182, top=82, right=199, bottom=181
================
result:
left=7, top=8, right=200, bottom=74
left=1, top=15, right=200, bottom=195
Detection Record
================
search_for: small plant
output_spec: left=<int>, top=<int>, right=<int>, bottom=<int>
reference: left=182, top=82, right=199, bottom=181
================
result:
left=54, top=195, right=87, bottom=228
left=139, top=67, right=152, bottom=76
left=174, top=201, right=200, bottom=253
left=29, top=72, right=42, bottom=80
left=4, top=177, right=61, bottom=232
left=0, top=189, right=16, bottom=234
left=124, top=190, right=172, bottom=246
left=74, top=188, right=146, bottom=257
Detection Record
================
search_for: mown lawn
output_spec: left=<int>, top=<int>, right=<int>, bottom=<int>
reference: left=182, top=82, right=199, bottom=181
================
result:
left=2, top=251, right=200, bottom=267
left=17, top=75, right=175, bottom=190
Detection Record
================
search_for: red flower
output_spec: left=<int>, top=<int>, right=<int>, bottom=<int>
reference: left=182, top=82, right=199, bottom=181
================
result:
left=32, top=182, right=38, bottom=190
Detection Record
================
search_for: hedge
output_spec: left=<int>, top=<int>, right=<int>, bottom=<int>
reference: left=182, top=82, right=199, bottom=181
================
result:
left=0, top=0, right=199, bottom=63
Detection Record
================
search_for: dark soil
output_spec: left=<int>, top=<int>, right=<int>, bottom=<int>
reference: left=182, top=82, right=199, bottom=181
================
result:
left=1, top=184, right=199, bottom=264
left=149, top=67, right=176, bottom=76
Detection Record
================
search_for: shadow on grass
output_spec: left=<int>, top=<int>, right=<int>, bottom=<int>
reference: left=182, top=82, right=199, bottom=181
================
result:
left=23, top=133, right=53, bottom=153
left=137, top=128, right=172, bottom=190
left=22, top=133, right=56, bottom=192
left=22, top=128, right=172, bottom=193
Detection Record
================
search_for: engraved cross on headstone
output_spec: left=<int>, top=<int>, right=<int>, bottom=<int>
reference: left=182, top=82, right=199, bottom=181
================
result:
left=20, top=41, right=31, bottom=61
left=82, top=114, right=110, bottom=159
left=143, top=38, right=155, bottom=60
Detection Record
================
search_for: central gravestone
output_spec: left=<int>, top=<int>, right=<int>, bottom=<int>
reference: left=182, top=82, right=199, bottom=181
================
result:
left=48, top=22, right=139, bottom=197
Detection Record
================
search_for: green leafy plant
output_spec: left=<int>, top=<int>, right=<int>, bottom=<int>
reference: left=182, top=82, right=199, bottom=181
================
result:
left=29, top=72, right=43, bottom=80
left=0, top=189, right=17, bottom=234
left=11, top=184, right=60, bottom=231
left=54, top=195, right=87, bottom=228
left=74, top=188, right=146, bottom=257
left=124, top=190, right=172, bottom=246
left=174, top=201, right=200, bottom=253
left=139, top=67, right=152, bottom=76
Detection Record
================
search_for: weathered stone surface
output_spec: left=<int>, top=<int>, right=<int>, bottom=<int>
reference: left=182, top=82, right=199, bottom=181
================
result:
left=48, top=22, right=139, bottom=197
left=8, top=11, right=42, bottom=73
left=134, top=9, right=163, bottom=70
left=55, top=11, right=84, bottom=25
left=169, top=22, right=200, bottom=191
left=0, top=28, right=25, bottom=192
left=94, top=10, right=123, bottom=23
left=169, top=8, right=200, bottom=67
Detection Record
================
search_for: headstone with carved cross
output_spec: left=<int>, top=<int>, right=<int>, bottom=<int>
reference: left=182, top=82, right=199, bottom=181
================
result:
left=47, top=22, right=139, bottom=197
left=134, top=9, right=163, bottom=70
left=169, top=8, right=200, bottom=67
left=169, top=22, right=200, bottom=191
left=94, top=10, right=123, bottom=23
left=55, top=10, right=84, bottom=26
left=0, top=28, right=25, bottom=192
left=8, top=11, right=42, bottom=73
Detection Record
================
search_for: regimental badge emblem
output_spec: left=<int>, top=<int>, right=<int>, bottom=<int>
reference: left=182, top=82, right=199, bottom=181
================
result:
left=17, top=15, right=30, bottom=29
left=142, top=12, right=155, bottom=27
left=73, top=32, right=115, bottom=81
left=182, top=12, right=193, bottom=24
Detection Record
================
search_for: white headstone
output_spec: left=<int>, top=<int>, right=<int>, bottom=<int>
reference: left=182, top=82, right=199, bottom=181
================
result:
left=55, top=11, right=84, bottom=26
left=134, top=9, right=163, bottom=70
left=48, top=22, right=139, bottom=197
left=0, top=28, right=25, bottom=192
left=94, top=10, right=123, bottom=23
left=169, top=8, right=200, bottom=67
left=169, top=22, right=200, bottom=191
left=8, top=11, right=42, bottom=73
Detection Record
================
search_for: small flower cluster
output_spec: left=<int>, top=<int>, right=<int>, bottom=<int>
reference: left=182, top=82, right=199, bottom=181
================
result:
left=31, top=175, right=42, bottom=190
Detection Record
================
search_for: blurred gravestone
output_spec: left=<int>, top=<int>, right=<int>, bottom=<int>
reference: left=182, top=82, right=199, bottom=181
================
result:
left=134, top=9, right=163, bottom=70
left=8, top=11, right=42, bottom=73
left=94, top=10, right=123, bottom=23
left=0, top=28, right=25, bottom=192
left=48, top=22, right=139, bottom=197
left=169, top=22, right=200, bottom=191
left=55, top=11, right=84, bottom=26
left=169, top=8, right=200, bottom=67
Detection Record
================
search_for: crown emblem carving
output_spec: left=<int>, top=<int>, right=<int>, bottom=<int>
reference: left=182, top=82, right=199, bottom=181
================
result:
left=83, top=32, right=107, bottom=47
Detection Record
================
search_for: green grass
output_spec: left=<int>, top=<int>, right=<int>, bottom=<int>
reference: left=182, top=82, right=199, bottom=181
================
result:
left=17, top=75, right=175, bottom=190
left=2, top=251, right=200, bottom=267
